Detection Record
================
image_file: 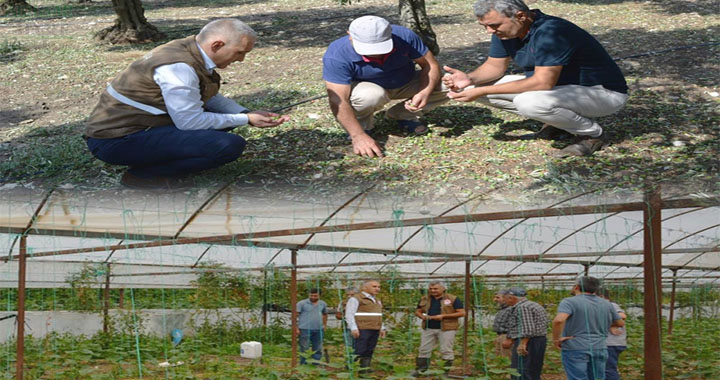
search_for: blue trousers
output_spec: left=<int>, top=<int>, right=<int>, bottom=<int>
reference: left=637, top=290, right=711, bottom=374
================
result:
left=510, top=336, right=546, bottom=380
left=562, top=349, right=609, bottom=380
left=605, top=346, right=626, bottom=380
left=353, top=329, right=379, bottom=359
left=299, top=329, right=324, bottom=364
left=86, top=125, right=246, bottom=178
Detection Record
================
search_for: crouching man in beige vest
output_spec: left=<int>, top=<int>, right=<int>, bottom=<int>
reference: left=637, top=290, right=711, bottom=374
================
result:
left=84, top=18, right=290, bottom=189
left=413, top=281, right=466, bottom=376
left=345, top=280, right=386, bottom=372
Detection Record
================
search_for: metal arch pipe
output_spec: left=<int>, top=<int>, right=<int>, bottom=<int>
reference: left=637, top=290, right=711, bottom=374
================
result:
left=378, top=193, right=487, bottom=272
left=474, top=190, right=598, bottom=258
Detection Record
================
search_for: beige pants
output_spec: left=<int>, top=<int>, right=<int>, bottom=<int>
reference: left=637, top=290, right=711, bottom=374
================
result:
left=495, top=333, right=513, bottom=358
left=476, top=75, right=628, bottom=137
left=350, top=72, right=450, bottom=130
left=418, top=328, right=457, bottom=360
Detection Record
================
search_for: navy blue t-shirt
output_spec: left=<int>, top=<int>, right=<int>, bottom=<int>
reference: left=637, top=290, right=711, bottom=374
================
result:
left=322, top=25, right=427, bottom=89
left=418, top=296, right=464, bottom=329
left=489, top=10, right=627, bottom=93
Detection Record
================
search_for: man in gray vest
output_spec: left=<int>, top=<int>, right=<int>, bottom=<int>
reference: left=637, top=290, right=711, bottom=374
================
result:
left=345, top=280, right=386, bottom=372
left=85, top=18, right=290, bottom=189
left=412, top=281, right=465, bottom=376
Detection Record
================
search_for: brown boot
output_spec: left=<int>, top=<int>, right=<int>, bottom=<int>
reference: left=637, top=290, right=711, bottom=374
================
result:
left=554, top=131, right=609, bottom=157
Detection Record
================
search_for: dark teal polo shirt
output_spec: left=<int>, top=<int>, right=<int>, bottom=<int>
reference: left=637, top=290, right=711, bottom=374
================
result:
left=489, top=10, right=628, bottom=93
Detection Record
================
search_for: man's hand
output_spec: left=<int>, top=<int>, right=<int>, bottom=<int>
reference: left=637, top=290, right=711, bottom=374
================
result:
left=442, top=66, right=473, bottom=91
left=610, top=327, right=623, bottom=336
left=501, top=338, right=514, bottom=349
left=351, top=329, right=360, bottom=338
left=553, top=336, right=573, bottom=349
left=404, top=92, right=430, bottom=113
left=428, top=314, right=444, bottom=321
left=517, top=342, right=528, bottom=356
left=247, top=111, right=290, bottom=127
left=380, top=330, right=387, bottom=338
left=351, top=133, right=383, bottom=158
left=295, top=328, right=300, bottom=336
left=447, top=87, right=484, bottom=102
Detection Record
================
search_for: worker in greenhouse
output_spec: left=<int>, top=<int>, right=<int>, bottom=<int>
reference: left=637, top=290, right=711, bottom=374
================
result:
left=600, top=288, right=628, bottom=380
left=492, top=289, right=513, bottom=358
left=335, top=286, right=359, bottom=347
left=552, top=277, right=625, bottom=380
left=443, top=0, right=628, bottom=157
left=84, top=18, right=290, bottom=189
left=411, top=281, right=466, bottom=376
left=345, top=280, right=386, bottom=372
left=295, top=288, right=329, bottom=365
left=502, top=288, right=548, bottom=380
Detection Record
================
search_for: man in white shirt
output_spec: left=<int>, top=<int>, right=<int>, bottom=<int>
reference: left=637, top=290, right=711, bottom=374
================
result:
left=85, top=18, right=290, bottom=189
left=345, top=280, right=386, bottom=372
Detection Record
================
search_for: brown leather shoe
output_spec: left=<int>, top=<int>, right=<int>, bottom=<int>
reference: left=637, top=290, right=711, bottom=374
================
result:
left=120, top=171, right=192, bottom=190
left=534, top=124, right=572, bottom=140
left=554, top=132, right=609, bottom=157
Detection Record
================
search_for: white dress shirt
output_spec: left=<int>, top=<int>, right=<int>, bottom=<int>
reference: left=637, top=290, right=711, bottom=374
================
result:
left=345, top=291, right=385, bottom=332
left=152, top=43, right=249, bottom=130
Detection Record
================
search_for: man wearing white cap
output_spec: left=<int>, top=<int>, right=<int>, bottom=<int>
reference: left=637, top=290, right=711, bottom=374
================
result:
left=323, top=15, right=448, bottom=158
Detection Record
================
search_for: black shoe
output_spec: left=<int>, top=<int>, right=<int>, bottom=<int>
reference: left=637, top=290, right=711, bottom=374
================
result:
left=120, top=171, right=193, bottom=190
left=554, top=132, right=609, bottom=157
left=411, top=357, right=430, bottom=377
left=443, top=359, right=454, bottom=374
left=358, top=357, right=372, bottom=374
left=534, top=124, right=572, bottom=140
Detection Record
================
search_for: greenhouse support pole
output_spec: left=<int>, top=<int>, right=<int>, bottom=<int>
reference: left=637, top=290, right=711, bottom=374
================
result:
left=16, top=235, right=27, bottom=380
left=103, top=264, right=111, bottom=334
left=290, top=249, right=298, bottom=369
left=462, top=260, right=470, bottom=375
left=643, top=188, right=663, bottom=380
left=668, top=269, right=678, bottom=335
left=262, top=268, right=268, bottom=328
left=118, top=289, right=125, bottom=309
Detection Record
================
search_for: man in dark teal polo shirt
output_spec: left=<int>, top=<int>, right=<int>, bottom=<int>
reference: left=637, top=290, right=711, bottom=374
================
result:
left=323, top=15, right=449, bottom=158
left=443, top=0, right=628, bottom=157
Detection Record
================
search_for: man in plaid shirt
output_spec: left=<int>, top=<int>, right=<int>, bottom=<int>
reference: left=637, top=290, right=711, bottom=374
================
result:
left=492, top=290, right=513, bottom=358
left=503, top=288, right=548, bottom=380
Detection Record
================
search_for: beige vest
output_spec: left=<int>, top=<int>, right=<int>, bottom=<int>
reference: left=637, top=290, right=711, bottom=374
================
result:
left=354, top=293, right=383, bottom=330
left=418, top=293, right=460, bottom=331
left=85, top=36, right=221, bottom=139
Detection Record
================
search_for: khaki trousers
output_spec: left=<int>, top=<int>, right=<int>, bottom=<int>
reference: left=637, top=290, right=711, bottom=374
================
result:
left=495, top=333, right=513, bottom=358
left=476, top=75, right=628, bottom=137
left=418, top=328, right=457, bottom=360
left=350, top=72, right=450, bottom=130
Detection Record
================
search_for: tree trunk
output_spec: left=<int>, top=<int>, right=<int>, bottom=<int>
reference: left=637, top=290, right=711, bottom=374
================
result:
left=398, top=0, right=439, bottom=56
left=95, top=0, right=165, bottom=44
left=0, top=0, right=36, bottom=15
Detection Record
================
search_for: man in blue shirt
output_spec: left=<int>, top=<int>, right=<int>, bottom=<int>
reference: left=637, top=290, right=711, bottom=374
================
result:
left=295, top=288, right=328, bottom=365
left=323, top=15, right=449, bottom=157
left=552, top=277, right=625, bottom=380
left=443, top=0, right=628, bottom=157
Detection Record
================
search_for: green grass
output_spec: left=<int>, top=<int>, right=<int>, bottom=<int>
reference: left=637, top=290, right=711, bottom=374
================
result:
left=0, top=0, right=718, bottom=198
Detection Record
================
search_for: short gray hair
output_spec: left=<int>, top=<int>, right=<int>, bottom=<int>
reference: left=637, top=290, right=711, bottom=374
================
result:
left=197, top=18, right=257, bottom=44
left=428, top=281, right=446, bottom=289
left=473, top=0, right=529, bottom=18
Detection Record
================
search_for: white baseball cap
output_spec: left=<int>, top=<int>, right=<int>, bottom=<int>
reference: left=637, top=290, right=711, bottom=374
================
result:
left=348, top=15, right=393, bottom=55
